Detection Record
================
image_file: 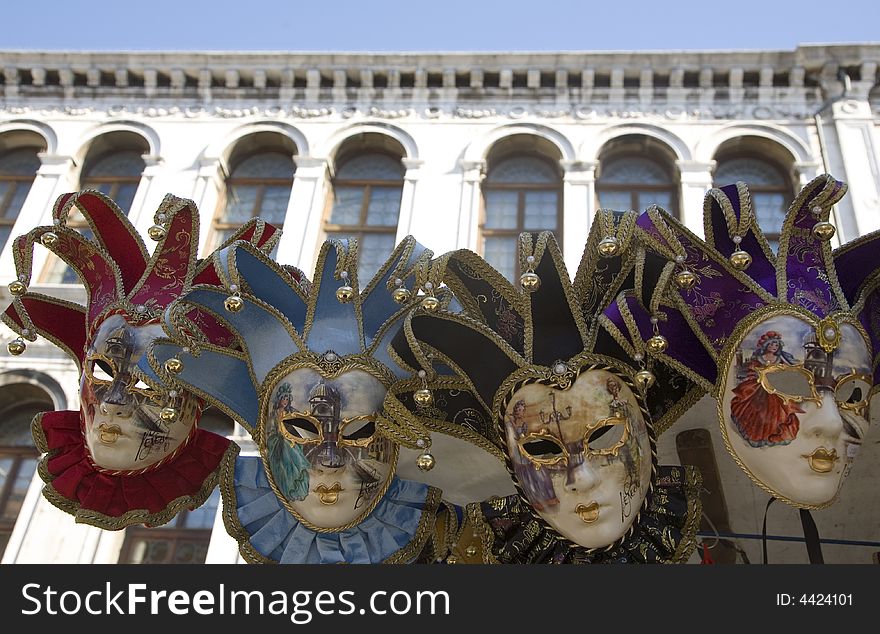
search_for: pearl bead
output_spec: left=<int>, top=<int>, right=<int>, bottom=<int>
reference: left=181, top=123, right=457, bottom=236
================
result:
left=418, top=370, right=426, bottom=378
left=675, top=255, right=685, bottom=263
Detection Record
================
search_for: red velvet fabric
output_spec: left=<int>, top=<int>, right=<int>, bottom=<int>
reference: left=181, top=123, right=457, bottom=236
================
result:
left=38, top=410, right=231, bottom=521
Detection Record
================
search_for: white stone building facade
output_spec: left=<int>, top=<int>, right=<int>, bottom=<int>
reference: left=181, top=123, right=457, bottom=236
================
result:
left=1, top=45, right=879, bottom=564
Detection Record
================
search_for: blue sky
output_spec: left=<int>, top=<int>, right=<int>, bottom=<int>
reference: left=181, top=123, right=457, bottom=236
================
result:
left=2, top=0, right=877, bottom=51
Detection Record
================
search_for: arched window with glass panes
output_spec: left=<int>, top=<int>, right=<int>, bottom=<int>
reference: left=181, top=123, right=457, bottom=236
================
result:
left=214, top=151, right=294, bottom=250
left=480, top=154, right=562, bottom=281
left=42, top=138, right=147, bottom=284
left=0, top=145, right=42, bottom=254
left=325, top=152, right=404, bottom=283
left=714, top=154, right=794, bottom=249
left=596, top=136, right=679, bottom=218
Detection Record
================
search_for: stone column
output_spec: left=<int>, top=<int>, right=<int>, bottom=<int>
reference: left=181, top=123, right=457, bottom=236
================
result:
left=396, top=158, right=424, bottom=242
left=129, top=154, right=164, bottom=232
left=560, top=160, right=597, bottom=273
left=191, top=158, right=225, bottom=255
left=278, top=156, right=329, bottom=270
left=676, top=160, right=716, bottom=236
left=457, top=159, right=485, bottom=251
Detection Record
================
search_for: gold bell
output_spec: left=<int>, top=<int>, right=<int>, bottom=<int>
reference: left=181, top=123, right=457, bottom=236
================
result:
left=159, top=406, right=177, bottom=422
left=7, top=338, right=26, bottom=356
left=416, top=452, right=436, bottom=471
left=675, top=269, right=697, bottom=291
left=446, top=554, right=459, bottom=564
left=812, top=221, right=836, bottom=241
left=8, top=280, right=27, bottom=296
left=392, top=287, right=411, bottom=304
left=164, top=357, right=184, bottom=374
left=597, top=236, right=620, bottom=258
left=41, top=231, right=59, bottom=248
left=465, top=545, right=478, bottom=557
left=224, top=294, right=244, bottom=313
left=634, top=369, right=656, bottom=390
left=729, top=249, right=752, bottom=271
left=147, top=224, right=166, bottom=241
left=520, top=271, right=541, bottom=292
left=421, top=295, right=440, bottom=311
left=413, top=388, right=434, bottom=407
left=336, top=285, right=354, bottom=303
left=646, top=334, right=668, bottom=354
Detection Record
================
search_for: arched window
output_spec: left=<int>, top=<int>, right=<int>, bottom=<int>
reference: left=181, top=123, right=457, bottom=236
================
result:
left=80, top=149, right=145, bottom=212
left=597, top=156, right=677, bottom=214
left=480, top=154, right=563, bottom=281
left=0, top=382, right=52, bottom=558
left=325, top=152, right=404, bottom=282
left=714, top=156, right=793, bottom=247
left=0, top=147, right=42, bottom=253
left=214, top=151, right=294, bottom=248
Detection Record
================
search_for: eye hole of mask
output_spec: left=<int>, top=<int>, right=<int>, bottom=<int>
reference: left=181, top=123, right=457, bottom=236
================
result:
left=586, top=420, right=627, bottom=452
left=282, top=416, right=320, bottom=441
left=90, top=359, right=115, bottom=382
left=836, top=376, right=871, bottom=412
left=519, top=437, right=565, bottom=459
left=761, top=366, right=816, bottom=401
left=341, top=418, right=376, bottom=442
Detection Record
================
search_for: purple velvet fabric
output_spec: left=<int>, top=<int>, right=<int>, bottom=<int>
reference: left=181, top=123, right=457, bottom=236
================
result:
left=782, top=177, right=846, bottom=316
left=637, top=210, right=766, bottom=354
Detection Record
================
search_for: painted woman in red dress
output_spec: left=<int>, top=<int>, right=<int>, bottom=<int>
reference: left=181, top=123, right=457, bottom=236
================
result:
left=730, top=331, right=804, bottom=447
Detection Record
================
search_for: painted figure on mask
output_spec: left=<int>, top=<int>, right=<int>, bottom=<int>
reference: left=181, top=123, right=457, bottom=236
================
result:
left=380, top=213, right=703, bottom=563
left=633, top=175, right=880, bottom=510
left=2, top=190, right=278, bottom=528
left=148, top=237, right=459, bottom=563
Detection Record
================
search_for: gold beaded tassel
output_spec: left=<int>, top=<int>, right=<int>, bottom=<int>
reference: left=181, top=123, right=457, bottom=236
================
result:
left=224, top=283, right=244, bottom=313
left=728, top=234, right=752, bottom=271
left=810, top=204, right=836, bottom=242
left=519, top=235, right=540, bottom=292
left=148, top=206, right=171, bottom=241
left=411, top=369, right=436, bottom=471
left=673, top=253, right=697, bottom=291
left=645, top=314, right=668, bottom=355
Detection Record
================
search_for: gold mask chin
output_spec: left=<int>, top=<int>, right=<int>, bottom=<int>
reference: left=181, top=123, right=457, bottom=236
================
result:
left=81, top=314, right=200, bottom=471
left=261, top=366, right=398, bottom=531
left=503, top=368, right=652, bottom=549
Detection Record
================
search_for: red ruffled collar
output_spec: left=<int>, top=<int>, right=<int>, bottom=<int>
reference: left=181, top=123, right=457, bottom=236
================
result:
left=33, top=409, right=237, bottom=529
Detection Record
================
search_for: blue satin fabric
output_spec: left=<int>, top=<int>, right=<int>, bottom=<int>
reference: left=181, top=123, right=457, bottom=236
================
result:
left=232, top=456, right=431, bottom=564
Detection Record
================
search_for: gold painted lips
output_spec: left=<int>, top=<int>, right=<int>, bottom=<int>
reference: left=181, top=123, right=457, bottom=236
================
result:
left=803, top=447, right=839, bottom=473
left=314, top=482, right=344, bottom=505
left=97, top=423, right=122, bottom=444
left=575, top=501, right=600, bottom=524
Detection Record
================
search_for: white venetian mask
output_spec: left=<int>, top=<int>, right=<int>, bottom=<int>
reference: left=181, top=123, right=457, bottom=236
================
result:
left=261, top=367, right=397, bottom=530
left=81, top=314, right=200, bottom=471
left=502, top=368, right=652, bottom=548
left=720, top=313, right=871, bottom=507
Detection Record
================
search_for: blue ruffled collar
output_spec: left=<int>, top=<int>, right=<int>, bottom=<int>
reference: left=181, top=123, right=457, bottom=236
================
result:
left=227, top=456, right=438, bottom=564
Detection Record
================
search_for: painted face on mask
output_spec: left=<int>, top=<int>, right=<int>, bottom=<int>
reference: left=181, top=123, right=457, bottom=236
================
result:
left=261, top=367, right=397, bottom=530
left=80, top=314, right=200, bottom=471
left=501, top=368, right=652, bottom=548
left=721, top=314, right=871, bottom=507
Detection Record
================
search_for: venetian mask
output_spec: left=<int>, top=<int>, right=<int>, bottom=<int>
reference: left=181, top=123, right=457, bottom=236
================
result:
left=262, top=366, right=397, bottom=530
left=81, top=314, right=200, bottom=471
left=502, top=367, right=652, bottom=548
left=720, top=313, right=871, bottom=507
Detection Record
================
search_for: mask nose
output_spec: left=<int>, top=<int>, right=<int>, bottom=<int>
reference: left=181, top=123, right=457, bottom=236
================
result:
left=99, top=376, right=134, bottom=418
left=805, top=391, right=844, bottom=440
left=316, top=441, right=346, bottom=470
left=564, top=452, right=600, bottom=493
